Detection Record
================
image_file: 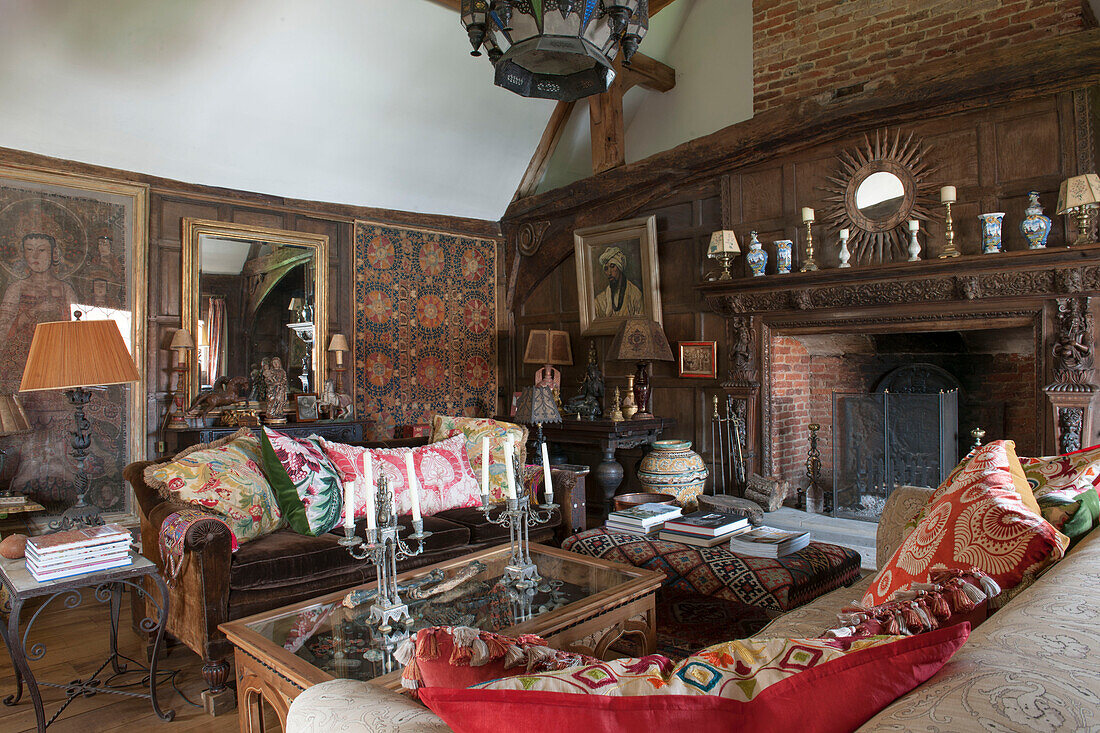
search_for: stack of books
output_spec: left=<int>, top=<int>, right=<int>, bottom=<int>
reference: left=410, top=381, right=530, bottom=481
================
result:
left=658, top=511, right=751, bottom=547
left=727, top=525, right=811, bottom=558
left=25, top=524, right=133, bottom=582
left=605, top=503, right=683, bottom=536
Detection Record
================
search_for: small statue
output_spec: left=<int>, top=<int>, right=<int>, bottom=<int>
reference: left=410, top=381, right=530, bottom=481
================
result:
left=563, top=342, right=605, bottom=420
left=249, top=362, right=266, bottom=403
left=187, top=376, right=250, bottom=418
left=319, top=379, right=354, bottom=420
left=608, top=387, right=624, bottom=422
left=263, top=356, right=289, bottom=424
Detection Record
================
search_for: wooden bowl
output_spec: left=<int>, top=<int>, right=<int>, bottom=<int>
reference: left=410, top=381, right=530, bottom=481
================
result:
left=612, top=492, right=678, bottom=512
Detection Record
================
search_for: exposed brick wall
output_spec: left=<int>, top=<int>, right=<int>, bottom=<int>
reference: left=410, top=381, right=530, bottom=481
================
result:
left=753, top=0, right=1089, bottom=112
left=768, top=334, right=1038, bottom=509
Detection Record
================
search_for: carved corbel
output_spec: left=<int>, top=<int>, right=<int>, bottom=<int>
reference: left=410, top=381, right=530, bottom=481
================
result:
left=1045, top=295, right=1098, bottom=453
left=516, top=220, right=551, bottom=257
left=723, top=315, right=758, bottom=387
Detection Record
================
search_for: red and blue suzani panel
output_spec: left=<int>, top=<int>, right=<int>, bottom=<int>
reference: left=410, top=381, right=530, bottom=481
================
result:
left=353, top=222, right=496, bottom=437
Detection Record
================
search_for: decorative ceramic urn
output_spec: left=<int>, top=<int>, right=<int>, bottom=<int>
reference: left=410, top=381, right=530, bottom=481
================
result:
left=638, top=440, right=709, bottom=511
left=746, top=231, right=767, bottom=277
left=774, top=239, right=793, bottom=274
left=1020, top=191, right=1052, bottom=249
left=979, top=212, right=1005, bottom=254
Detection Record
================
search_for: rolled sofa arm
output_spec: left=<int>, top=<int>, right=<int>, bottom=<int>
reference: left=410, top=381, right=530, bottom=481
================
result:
left=876, top=485, right=935, bottom=569
left=287, top=679, right=449, bottom=733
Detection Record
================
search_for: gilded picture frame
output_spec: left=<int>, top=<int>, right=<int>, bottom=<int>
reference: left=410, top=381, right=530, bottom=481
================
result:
left=0, top=164, right=148, bottom=526
left=678, top=341, right=717, bottom=378
left=573, top=216, right=662, bottom=335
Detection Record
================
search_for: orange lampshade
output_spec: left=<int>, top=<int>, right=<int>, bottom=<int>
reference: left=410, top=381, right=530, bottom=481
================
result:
left=20, top=319, right=140, bottom=392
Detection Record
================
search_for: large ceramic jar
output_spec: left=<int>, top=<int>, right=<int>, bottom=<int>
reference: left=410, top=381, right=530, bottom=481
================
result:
left=638, top=440, right=709, bottom=511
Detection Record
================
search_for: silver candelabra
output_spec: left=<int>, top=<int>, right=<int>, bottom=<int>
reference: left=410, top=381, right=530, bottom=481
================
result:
left=340, top=475, right=432, bottom=632
left=479, top=457, right=556, bottom=589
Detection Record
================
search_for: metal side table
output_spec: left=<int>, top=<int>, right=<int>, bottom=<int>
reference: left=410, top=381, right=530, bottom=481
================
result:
left=0, top=551, right=174, bottom=731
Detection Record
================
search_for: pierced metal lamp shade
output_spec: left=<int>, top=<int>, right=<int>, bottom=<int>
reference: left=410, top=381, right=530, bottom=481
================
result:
left=462, top=0, right=649, bottom=101
left=609, top=318, right=674, bottom=363
left=514, top=385, right=562, bottom=426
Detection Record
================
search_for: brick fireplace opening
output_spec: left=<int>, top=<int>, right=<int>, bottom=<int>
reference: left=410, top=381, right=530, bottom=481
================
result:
left=768, top=325, right=1040, bottom=513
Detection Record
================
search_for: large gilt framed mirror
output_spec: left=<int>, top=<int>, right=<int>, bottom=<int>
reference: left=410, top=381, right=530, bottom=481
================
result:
left=181, top=219, right=328, bottom=408
left=822, top=129, right=935, bottom=264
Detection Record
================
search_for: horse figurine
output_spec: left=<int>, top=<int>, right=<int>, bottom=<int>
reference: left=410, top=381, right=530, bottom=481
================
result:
left=319, top=379, right=354, bottom=420
left=187, top=375, right=251, bottom=418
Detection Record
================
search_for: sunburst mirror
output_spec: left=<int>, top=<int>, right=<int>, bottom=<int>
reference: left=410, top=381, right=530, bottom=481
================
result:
left=822, top=129, right=936, bottom=264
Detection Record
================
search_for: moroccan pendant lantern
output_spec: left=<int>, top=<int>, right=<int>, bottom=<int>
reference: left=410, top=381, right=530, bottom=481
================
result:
left=460, top=0, right=649, bottom=101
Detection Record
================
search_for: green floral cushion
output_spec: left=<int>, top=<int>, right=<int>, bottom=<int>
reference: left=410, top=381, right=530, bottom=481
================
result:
left=143, top=429, right=284, bottom=544
left=260, top=427, right=344, bottom=537
left=430, top=415, right=528, bottom=501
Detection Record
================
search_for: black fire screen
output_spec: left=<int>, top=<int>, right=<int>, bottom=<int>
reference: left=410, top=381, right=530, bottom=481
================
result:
left=832, top=390, right=958, bottom=521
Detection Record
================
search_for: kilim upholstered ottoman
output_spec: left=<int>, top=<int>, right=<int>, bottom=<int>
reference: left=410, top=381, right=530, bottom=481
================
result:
left=562, top=527, right=862, bottom=612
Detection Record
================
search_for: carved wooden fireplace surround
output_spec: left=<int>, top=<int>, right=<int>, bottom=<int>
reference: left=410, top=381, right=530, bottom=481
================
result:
left=699, top=244, right=1100, bottom=480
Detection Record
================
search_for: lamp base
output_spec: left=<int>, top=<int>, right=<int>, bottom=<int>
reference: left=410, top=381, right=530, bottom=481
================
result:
left=49, top=497, right=104, bottom=532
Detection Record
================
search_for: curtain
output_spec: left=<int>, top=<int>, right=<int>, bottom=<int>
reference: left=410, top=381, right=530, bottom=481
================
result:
left=205, top=296, right=226, bottom=386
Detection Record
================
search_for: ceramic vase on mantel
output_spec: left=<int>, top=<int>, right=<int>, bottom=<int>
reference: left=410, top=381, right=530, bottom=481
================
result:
left=638, top=440, right=709, bottom=511
left=774, top=239, right=793, bottom=274
left=746, top=231, right=767, bottom=277
left=1020, top=191, right=1052, bottom=249
left=979, top=212, right=1005, bottom=254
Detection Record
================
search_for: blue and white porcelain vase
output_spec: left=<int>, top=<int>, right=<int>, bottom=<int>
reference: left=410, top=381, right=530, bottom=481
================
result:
left=979, top=212, right=1005, bottom=254
left=638, top=440, right=709, bottom=512
left=746, top=231, right=767, bottom=277
left=1020, top=191, right=1052, bottom=249
left=774, top=239, right=793, bottom=274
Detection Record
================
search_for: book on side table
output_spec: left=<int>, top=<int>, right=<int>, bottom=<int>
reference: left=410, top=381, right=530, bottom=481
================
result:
left=25, top=523, right=133, bottom=582
left=727, top=525, right=811, bottom=558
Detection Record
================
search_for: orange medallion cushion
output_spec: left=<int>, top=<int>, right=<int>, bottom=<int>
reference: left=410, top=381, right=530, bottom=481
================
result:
left=865, top=440, right=1067, bottom=607
left=430, top=415, right=528, bottom=501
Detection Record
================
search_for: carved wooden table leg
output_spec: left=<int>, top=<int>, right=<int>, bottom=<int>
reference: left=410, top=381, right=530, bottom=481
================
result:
left=202, top=656, right=235, bottom=716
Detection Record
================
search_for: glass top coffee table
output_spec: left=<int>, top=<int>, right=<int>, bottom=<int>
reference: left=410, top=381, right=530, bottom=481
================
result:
left=221, top=542, right=663, bottom=732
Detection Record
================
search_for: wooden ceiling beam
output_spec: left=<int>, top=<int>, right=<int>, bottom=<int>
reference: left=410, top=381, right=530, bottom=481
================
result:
left=513, top=100, right=576, bottom=201
left=622, top=53, right=676, bottom=92
left=590, top=56, right=627, bottom=175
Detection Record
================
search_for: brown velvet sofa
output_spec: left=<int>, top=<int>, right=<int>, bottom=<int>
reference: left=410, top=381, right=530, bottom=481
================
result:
left=125, top=436, right=570, bottom=710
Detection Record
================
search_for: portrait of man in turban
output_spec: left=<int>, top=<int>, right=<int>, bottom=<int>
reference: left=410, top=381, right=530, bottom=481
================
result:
left=594, top=244, right=644, bottom=318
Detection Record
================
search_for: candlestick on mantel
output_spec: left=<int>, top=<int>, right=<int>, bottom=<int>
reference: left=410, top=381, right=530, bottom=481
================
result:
left=800, top=217, right=818, bottom=272
left=940, top=187, right=960, bottom=258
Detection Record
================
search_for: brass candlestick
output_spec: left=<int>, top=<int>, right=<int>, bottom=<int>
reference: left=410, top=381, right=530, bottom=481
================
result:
left=800, top=221, right=818, bottom=272
left=940, top=201, right=961, bottom=258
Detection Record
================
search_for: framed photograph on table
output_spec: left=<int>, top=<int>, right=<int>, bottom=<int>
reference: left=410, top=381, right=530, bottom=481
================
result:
left=0, top=164, right=147, bottom=526
left=573, top=216, right=662, bottom=335
left=294, top=393, right=320, bottom=422
left=678, top=341, right=717, bottom=378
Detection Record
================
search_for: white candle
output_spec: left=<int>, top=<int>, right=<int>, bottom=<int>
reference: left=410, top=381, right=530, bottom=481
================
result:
left=480, top=436, right=490, bottom=501
left=343, top=481, right=355, bottom=530
left=363, top=453, right=376, bottom=530
left=801, top=207, right=815, bottom=223
left=405, top=452, right=422, bottom=522
left=504, top=437, right=517, bottom=500
left=839, top=228, right=850, bottom=239
left=940, top=185, right=956, bottom=203
left=908, top=219, right=920, bottom=232
left=541, top=442, right=553, bottom=505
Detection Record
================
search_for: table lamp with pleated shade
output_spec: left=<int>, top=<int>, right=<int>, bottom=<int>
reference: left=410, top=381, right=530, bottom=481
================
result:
left=20, top=315, right=139, bottom=529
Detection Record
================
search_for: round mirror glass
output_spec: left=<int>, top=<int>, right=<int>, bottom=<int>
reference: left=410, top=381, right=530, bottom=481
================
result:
left=855, top=171, right=906, bottom=221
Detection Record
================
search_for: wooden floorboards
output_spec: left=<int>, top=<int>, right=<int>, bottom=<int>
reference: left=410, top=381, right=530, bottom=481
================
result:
left=0, top=592, right=263, bottom=733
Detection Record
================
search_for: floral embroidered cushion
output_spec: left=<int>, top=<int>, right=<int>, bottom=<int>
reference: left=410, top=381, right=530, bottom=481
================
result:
left=1020, top=444, right=1100, bottom=499
left=430, top=415, right=528, bottom=501
left=865, top=440, right=1067, bottom=607
left=1037, top=487, right=1100, bottom=542
left=321, top=434, right=483, bottom=519
left=418, top=625, right=970, bottom=733
left=143, top=428, right=283, bottom=545
left=260, top=428, right=344, bottom=537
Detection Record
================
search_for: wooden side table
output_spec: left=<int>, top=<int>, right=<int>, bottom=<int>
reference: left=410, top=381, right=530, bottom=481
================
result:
left=541, top=417, right=675, bottom=520
left=0, top=552, right=174, bottom=731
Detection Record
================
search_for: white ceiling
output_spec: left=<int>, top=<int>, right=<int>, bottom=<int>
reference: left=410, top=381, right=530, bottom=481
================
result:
left=0, top=0, right=745, bottom=221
